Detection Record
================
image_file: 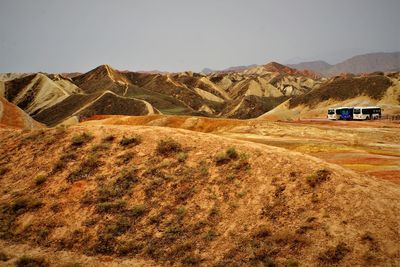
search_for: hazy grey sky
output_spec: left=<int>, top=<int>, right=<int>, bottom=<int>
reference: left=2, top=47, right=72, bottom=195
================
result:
left=0, top=0, right=399, bottom=73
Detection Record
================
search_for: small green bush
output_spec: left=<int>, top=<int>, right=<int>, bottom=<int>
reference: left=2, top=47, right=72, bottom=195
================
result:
left=105, top=218, right=130, bottom=236
left=15, top=255, right=49, bottom=267
left=284, top=259, right=299, bottom=267
left=102, top=135, right=115, bottom=143
left=116, top=152, right=134, bottom=165
left=156, top=138, right=182, bottom=155
left=120, top=136, right=141, bottom=147
left=67, top=154, right=101, bottom=183
left=0, top=167, right=9, bottom=176
left=0, top=251, right=8, bottom=261
left=35, top=174, right=47, bottom=186
left=177, top=152, right=188, bottom=162
left=113, top=168, right=138, bottom=196
left=11, top=198, right=43, bottom=214
left=91, top=143, right=111, bottom=152
left=306, top=169, right=331, bottom=187
left=181, top=254, right=201, bottom=265
left=130, top=204, right=147, bottom=218
left=204, top=230, right=218, bottom=241
left=71, top=132, right=93, bottom=146
left=215, top=147, right=241, bottom=165
left=226, top=147, right=238, bottom=159
left=96, top=200, right=126, bottom=213
left=52, top=160, right=66, bottom=173
left=318, top=242, right=350, bottom=264
left=60, top=151, right=77, bottom=161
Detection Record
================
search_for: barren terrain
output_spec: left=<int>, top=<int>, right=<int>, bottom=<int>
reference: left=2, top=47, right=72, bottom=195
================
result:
left=0, top=117, right=399, bottom=266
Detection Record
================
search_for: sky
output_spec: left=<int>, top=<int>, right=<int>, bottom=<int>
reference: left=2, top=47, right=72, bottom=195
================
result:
left=0, top=0, right=399, bottom=73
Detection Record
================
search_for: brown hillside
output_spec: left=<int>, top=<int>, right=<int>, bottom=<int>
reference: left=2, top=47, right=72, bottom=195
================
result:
left=0, top=96, right=44, bottom=129
left=289, top=75, right=392, bottom=109
left=0, top=126, right=399, bottom=266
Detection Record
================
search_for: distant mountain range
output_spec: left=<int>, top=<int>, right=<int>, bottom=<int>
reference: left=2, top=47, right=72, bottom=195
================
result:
left=203, top=52, right=400, bottom=76
left=289, top=52, right=400, bottom=76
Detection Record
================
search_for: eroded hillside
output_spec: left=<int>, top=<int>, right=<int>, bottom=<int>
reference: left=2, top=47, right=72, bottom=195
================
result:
left=0, top=126, right=399, bottom=266
left=1, top=63, right=323, bottom=126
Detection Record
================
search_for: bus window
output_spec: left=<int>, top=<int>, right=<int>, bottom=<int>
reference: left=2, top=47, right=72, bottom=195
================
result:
left=354, top=109, right=360, bottom=114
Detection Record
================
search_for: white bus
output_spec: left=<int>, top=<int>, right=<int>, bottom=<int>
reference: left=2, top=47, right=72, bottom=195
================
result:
left=327, top=107, right=340, bottom=120
left=353, top=106, right=381, bottom=120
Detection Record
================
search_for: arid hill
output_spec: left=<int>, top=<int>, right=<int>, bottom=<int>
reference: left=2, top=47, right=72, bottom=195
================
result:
left=0, top=125, right=399, bottom=266
left=0, top=96, right=44, bottom=129
left=2, top=61, right=400, bottom=126
left=261, top=73, right=400, bottom=120
left=2, top=63, right=323, bottom=125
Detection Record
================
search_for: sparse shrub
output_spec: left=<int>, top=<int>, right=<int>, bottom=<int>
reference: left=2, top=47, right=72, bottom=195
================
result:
left=96, top=200, right=126, bottom=213
left=130, top=204, right=147, bottom=218
left=35, top=174, right=47, bottom=186
left=176, top=152, right=188, bottom=162
left=60, top=151, right=77, bottom=161
left=254, top=226, right=271, bottom=238
left=156, top=138, right=182, bottom=155
left=116, top=240, right=144, bottom=256
left=102, top=135, right=115, bottom=143
left=0, top=167, right=9, bottom=176
left=116, top=152, right=134, bottom=165
left=80, top=192, right=95, bottom=206
left=71, top=132, right=93, bottom=146
left=113, top=168, right=138, bottom=196
left=15, top=255, right=49, bottom=267
left=97, top=186, right=114, bottom=202
left=181, top=254, right=201, bottom=265
left=284, top=259, right=299, bottom=267
left=50, top=203, right=61, bottom=213
left=93, top=233, right=116, bottom=254
left=204, top=230, right=218, bottom=241
left=105, top=217, right=130, bottom=236
left=11, top=198, right=43, bottom=214
left=215, top=152, right=230, bottom=165
left=176, top=206, right=186, bottom=220
left=0, top=251, right=8, bottom=261
left=234, top=153, right=250, bottom=171
left=120, top=135, right=141, bottom=147
left=52, top=151, right=77, bottom=173
left=67, top=154, right=101, bottom=183
left=38, top=227, right=50, bottom=239
left=208, top=206, right=219, bottom=218
left=164, top=224, right=182, bottom=240
left=226, top=147, right=238, bottom=159
left=215, top=147, right=240, bottom=165
left=91, top=143, right=111, bottom=152
left=306, top=169, right=331, bottom=187
left=318, top=242, right=350, bottom=264
left=52, top=160, right=66, bottom=173
left=64, top=263, right=81, bottom=267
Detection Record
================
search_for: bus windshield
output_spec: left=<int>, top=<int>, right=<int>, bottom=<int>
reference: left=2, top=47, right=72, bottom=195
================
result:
left=328, top=109, right=335, bottom=115
left=353, top=109, right=360, bottom=114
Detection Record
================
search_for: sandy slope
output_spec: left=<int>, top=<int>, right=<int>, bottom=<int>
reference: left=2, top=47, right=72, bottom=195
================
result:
left=81, top=115, right=400, bottom=184
left=0, top=125, right=399, bottom=266
left=0, top=96, right=45, bottom=129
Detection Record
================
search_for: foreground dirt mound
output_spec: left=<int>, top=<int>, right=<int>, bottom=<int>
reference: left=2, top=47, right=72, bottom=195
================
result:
left=0, top=126, right=399, bottom=266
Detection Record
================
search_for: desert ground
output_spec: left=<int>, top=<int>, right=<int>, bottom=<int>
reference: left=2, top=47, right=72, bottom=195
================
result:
left=83, top=115, right=400, bottom=184
left=0, top=115, right=399, bottom=266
